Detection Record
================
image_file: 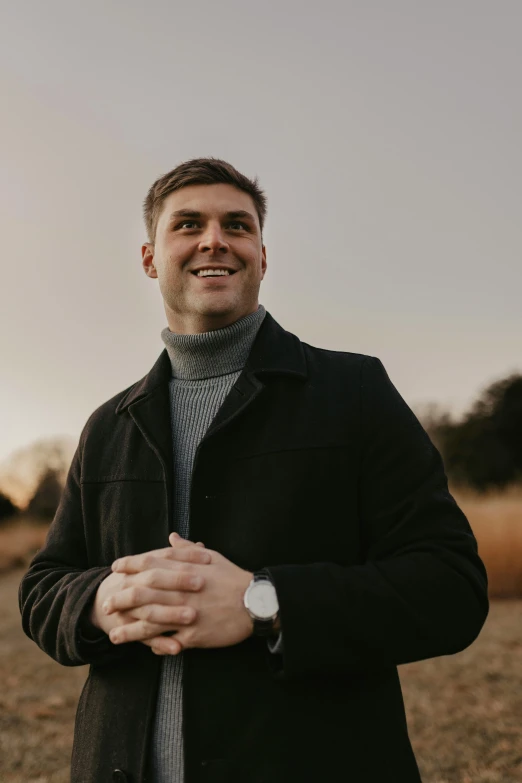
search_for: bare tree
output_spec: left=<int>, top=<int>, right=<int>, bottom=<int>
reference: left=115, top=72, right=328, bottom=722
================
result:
left=26, top=466, right=64, bottom=522
left=0, top=436, right=76, bottom=511
left=0, top=489, right=19, bottom=525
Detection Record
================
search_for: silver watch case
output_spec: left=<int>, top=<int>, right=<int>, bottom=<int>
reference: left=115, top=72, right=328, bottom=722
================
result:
left=243, top=577, right=279, bottom=621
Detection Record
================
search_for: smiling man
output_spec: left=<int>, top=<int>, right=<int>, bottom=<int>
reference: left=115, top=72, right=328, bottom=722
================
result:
left=147, top=185, right=266, bottom=334
left=19, top=157, right=489, bottom=783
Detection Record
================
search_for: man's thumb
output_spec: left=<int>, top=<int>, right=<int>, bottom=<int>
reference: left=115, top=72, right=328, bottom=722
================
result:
left=169, top=531, right=205, bottom=547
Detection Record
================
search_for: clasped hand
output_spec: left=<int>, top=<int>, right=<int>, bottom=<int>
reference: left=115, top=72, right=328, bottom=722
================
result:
left=96, top=532, right=254, bottom=656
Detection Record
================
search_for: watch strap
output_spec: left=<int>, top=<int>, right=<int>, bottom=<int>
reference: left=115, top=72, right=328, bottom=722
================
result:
left=253, top=568, right=272, bottom=583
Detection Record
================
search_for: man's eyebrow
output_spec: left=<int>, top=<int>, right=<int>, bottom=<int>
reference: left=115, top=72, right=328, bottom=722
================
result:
left=168, top=209, right=257, bottom=224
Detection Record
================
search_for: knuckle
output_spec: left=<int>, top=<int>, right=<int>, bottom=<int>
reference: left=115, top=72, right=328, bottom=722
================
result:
left=181, top=607, right=195, bottom=623
left=141, top=620, right=155, bottom=636
left=129, top=586, right=140, bottom=604
left=177, top=570, right=192, bottom=588
left=188, top=572, right=202, bottom=588
left=143, top=569, right=157, bottom=587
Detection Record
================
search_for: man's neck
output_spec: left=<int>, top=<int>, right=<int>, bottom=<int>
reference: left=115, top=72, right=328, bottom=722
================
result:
left=160, top=305, right=267, bottom=380
left=165, top=304, right=262, bottom=335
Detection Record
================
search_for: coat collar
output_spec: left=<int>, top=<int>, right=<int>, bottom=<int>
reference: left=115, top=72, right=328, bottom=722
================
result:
left=114, top=311, right=307, bottom=415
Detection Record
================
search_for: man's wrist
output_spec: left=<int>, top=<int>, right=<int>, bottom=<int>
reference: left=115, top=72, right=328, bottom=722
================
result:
left=78, top=592, right=107, bottom=640
left=241, top=571, right=255, bottom=637
left=88, top=601, right=101, bottom=629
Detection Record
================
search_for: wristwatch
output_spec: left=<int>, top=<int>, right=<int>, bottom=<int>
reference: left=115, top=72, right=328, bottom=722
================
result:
left=243, top=568, right=280, bottom=637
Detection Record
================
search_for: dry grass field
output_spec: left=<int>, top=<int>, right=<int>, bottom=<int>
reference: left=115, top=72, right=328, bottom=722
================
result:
left=1, top=488, right=521, bottom=782
left=0, top=516, right=50, bottom=573
left=453, top=485, right=522, bottom=598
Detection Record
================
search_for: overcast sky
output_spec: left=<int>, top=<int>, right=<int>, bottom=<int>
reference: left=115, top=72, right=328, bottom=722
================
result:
left=1, top=1, right=521, bottom=484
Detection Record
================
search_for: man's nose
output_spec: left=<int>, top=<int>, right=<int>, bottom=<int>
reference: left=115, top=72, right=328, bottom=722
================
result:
left=198, top=223, right=229, bottom=253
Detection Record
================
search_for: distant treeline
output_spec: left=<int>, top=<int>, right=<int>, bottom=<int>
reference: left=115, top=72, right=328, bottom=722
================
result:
left=421, top=373, right=522, bottom=493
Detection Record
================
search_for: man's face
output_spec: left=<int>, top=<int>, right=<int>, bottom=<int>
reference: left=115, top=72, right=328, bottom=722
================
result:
left=142, top=183, right=267, bottom=333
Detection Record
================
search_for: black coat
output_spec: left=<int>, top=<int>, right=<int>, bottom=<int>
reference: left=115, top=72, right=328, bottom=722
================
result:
left=19, top=311, right=489, bottom=783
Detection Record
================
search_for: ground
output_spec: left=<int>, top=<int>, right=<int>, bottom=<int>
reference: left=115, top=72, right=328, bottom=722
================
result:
left=2, top=567, right=521, bottom=782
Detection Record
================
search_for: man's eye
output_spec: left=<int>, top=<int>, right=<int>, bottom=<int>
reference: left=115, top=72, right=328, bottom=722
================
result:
left=176, top=221, right=248, bottom=231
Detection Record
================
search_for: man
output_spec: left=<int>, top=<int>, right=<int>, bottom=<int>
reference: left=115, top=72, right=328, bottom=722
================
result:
left=19, top=157, right=489, bottom=783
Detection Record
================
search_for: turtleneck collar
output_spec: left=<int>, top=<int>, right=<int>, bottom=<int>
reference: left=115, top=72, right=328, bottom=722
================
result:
left=160, top=305, right=267, bottom=380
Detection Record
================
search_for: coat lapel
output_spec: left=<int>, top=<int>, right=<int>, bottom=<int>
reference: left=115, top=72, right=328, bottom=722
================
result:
left=204, top=311, right=308, bottom=440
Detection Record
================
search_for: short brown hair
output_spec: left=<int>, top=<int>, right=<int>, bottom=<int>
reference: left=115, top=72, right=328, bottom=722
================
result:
left=143, top=157, right=268, bottom=245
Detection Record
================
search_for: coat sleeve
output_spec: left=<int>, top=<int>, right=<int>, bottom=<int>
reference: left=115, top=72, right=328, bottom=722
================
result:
left=18, top=435, right=142, bottom=667
left=264, top=355, right=489, bottom=680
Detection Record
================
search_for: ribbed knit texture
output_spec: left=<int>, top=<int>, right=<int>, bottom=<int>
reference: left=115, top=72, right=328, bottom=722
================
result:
left=147, top=304, right=281, bottom=783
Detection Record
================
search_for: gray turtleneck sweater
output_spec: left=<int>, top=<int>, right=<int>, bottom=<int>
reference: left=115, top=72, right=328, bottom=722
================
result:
left=147, top=303, right=283, bottom=783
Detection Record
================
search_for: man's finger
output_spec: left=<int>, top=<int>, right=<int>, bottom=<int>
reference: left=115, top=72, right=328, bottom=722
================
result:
left=131, top=603, right=196, bottom=626
left=112, top=610, right=175, bottom=644
left=169, top=532, right=205, bottom=547
left=143, top=636, right=182, bottom=655
left=103, top=584, right=200, bottom=614
left=168, top=628, right=189, bottom=650
left=112, top=547, right=211, bottom=573
left=109, top=619, right=174, bottom=645
left=165, top=546, right=212, bottom=564
left=111, top=536, right=205, bottom=571
left=109, top=612, right=193, bottom=645
left=146, top=630, right=187, bottom=655
left=110, top=566, right=206, bottom=592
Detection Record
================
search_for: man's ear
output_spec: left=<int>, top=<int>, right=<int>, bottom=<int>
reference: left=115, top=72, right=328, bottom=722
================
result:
left=142, top=243, right=157, bottom=278
left=260, top=245, right=267, bottom=279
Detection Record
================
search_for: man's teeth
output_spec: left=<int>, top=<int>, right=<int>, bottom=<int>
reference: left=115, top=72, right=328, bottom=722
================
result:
left=196, top=269, right=231, bottom=277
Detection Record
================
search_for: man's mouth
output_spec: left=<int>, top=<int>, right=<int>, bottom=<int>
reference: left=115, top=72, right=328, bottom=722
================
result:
left=191, top=268, right=238, bottom=278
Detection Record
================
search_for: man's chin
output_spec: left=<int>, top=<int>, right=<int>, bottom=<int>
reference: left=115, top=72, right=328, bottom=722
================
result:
left=194, top=306, right=237, bottom=321
left=191, top=295, right=240, bottom=317
left=167, top=291, right=259, bottom=325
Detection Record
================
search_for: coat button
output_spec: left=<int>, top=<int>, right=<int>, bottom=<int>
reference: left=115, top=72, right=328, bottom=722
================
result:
left=112, top=770, right=128, bottom=782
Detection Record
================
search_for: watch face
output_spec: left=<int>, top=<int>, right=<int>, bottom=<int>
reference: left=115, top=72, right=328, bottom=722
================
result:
left=248, top=581, right=279, bottom=620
